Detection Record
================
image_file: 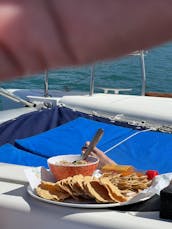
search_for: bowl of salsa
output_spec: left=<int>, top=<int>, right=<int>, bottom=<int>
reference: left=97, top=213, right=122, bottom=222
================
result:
left=47, top=154, right=99, bottom=180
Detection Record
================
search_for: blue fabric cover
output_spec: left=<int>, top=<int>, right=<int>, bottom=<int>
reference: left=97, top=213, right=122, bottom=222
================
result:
left=105, top=131, right=172, bottom=174
left=0, top=106, right=73, bottom=146
left=0, top=144, right=48, bottom=168
left=15, top=117, right=136, bottom=157
left=15, top=117, right=172, bottom=174
left=0, top=106, right=118, bottom=146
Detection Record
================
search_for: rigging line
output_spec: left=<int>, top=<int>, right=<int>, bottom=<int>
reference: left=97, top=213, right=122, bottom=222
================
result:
left=104, top=128, right=152, bottom=154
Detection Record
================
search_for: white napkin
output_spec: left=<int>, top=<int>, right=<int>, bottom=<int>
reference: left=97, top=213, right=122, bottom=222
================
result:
left=25, top=167, right=56, bottom=190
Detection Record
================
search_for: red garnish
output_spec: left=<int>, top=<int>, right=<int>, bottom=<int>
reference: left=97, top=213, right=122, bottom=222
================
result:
left=146, top=170, right=159, bottom=180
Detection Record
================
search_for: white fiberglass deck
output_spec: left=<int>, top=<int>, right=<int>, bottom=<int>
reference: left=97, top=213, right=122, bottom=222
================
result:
left=60, top=94, right=172, bottom=125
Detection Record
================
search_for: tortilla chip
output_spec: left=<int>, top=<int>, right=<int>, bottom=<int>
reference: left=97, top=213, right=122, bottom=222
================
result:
left=68, top=175, right=86, bottom=196
left=84, top=178, right=113, bottom=203
left=66, top=175, right=82, bottom=195
left=36, top=181, right=70, bottom=201
left=101, top=164, right=134, bottom=173
left=56, top=177, right=78, bottom=199
left=36, top=173, right=140, bottom=203
left=108, top=173, right=151, bottom=191
left=36, top=186, right=59, bottom=201
left=100, top=177, right=127, bottom=202
left=39, top=181, right=56, bottom=190
left=69, top=175, right=95, bottom=200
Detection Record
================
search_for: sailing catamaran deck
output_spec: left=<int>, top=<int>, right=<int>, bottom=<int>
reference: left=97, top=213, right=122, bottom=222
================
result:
left=0, top=51, right=171, bottom=228
left=59, top=93, right=172, bottom=126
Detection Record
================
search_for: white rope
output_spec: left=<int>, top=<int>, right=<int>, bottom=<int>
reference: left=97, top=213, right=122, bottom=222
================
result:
left=104, top=128, right=152, bottom=154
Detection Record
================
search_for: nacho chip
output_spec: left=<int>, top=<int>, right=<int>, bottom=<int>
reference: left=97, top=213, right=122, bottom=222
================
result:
left=84, top=178, right=113, bottom=203
left=36, top=170, right=150, bottom=204
left=36, top=181, right=70, bottom=201
left=56, top=177, right=78, bottom=199
left=71, top=175, right=93, bottom=199
left=102, top=164, right=134, bottom=173
left=99, top=177, right=127, bottom=202
left=68, top=175, right=86, bottom=196
left=36, top=186, right=59, bottom=201
left=108, top=173, right=151, bottom=191
left=67, top=175, right=83, bottom=195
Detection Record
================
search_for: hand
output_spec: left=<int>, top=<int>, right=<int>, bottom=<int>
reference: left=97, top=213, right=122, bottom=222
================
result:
left=82, top=141, right=116, bottom=169
left=0, top=1, right=172, bottom=80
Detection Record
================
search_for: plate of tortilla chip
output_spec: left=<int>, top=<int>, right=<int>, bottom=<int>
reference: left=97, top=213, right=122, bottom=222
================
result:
left=27, top=173, right=153, bottom=208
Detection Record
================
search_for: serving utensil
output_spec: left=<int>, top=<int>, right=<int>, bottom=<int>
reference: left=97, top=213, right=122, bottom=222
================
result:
left=81, top=128, right=104, bottom=160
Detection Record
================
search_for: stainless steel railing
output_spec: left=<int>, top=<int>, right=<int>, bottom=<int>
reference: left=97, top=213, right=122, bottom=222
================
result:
left=88, top=50, right=146, bottom=96
left=43, top=51, right=146, bottom=97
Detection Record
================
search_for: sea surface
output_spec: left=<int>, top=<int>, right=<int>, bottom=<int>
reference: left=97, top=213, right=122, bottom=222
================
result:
left=0, top=42, right=172, bottom=109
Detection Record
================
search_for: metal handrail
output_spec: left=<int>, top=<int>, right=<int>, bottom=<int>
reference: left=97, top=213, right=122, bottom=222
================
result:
left=140, top=50, right=146, bottom=96
left=89, top=64, right=95, bottom=96
left=44, top=70, right=49, bottom=97
left=89, top=51, right=146, bottom=96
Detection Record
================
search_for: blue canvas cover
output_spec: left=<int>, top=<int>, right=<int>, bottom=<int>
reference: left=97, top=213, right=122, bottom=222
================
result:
left=0, top=106, right=118, bottom=146
left=104, top=130, right=172, bottom=174
left=15, top=117, right=136, bottom=157
left=0, top=106, right=75, bottom=146
left=15, top=117, right=172, bottom=174
left=0, top=144, right=48, bottom=168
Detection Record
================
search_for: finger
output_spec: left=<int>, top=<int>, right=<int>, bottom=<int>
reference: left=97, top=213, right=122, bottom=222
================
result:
left=85, top=141, right=90, bottom=146
left=0, top=0, right=71, bottom=80
left=1, top=0, right=172, bottom=81
left=84, top=141, right=104, bottom=156
left=89, top=152, right=98, bottom=158
left=81, top=142, right=90, bottom=151
left=92, top=146, right=105, bottom=157
left=81, top=146, right=88, bottom=154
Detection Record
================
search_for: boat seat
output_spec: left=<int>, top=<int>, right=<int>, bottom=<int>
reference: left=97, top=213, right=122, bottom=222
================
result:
left=0, top=144, right=48, bottom=168
left=15, top=117, right=172, bottom=174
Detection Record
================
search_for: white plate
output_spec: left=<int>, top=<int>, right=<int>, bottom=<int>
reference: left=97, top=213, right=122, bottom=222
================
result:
left=27, top=185, right=151, bottom=209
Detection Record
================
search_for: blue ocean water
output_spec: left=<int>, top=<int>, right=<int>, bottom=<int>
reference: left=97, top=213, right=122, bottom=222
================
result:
left=0, top=42, right=172, bottom=109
